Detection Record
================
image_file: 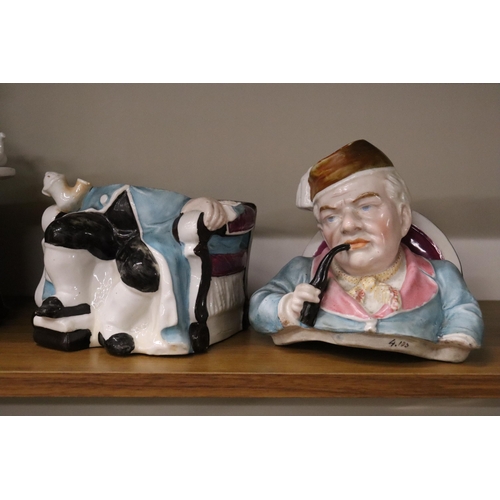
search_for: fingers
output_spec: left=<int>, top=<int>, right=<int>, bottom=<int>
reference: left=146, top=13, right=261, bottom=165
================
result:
left=202, top=200, right=228, bottom=231
left=294, top=283, right=321, bottom=302
left=439, top=333, right=478, bottom=349
left=182, top=197, right=229, bottom=231
left=289, top=284, right=320, bottom=315
left=278, top=285, right=321, bottom=327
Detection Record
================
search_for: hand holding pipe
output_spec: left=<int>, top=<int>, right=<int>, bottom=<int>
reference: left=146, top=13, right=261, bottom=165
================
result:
left=299, top=243, right=350, bottom=327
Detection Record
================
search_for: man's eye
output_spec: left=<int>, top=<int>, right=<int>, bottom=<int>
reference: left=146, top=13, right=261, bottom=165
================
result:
left=325, top=215, right=336, bottom=223
left=360, top=205, right=372, bottom=212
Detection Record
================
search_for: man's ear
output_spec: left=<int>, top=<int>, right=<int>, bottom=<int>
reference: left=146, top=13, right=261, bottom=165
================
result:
left=400, top=204, right=412, bottom=237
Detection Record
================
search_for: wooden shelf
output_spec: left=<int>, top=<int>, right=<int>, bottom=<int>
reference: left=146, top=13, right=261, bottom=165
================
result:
left=0, top=300, right=499, bottom=398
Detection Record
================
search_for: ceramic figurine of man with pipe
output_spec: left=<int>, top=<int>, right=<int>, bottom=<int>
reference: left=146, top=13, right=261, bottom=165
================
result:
left=249, top=140, right=483, bottom=362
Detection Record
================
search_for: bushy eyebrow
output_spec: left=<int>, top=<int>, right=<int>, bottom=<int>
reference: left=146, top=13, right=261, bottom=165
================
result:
left=319, top=192, right=380, bottom=212
left=352, top=192, right=380, bottom=203
left=319, top=205, right=337, bottom=213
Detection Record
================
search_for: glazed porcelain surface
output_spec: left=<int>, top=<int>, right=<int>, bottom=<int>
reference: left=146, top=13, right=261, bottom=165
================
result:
left=249, top=140, right=484, bottom=362
left=34, top=172, right=256, bottom=356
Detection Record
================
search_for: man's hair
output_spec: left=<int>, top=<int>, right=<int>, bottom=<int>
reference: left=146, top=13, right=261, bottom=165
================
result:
left=384, top=170, right=412, bottom=214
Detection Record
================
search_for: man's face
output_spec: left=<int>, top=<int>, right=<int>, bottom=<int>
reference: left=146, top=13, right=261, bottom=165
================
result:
left=315, top=172, right=409, bottom=276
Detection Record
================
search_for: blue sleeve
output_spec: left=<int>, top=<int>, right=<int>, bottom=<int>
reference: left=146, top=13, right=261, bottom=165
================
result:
left=249, top=256, right=312, bottom=334
left=433, top=260, right=484, bottom=344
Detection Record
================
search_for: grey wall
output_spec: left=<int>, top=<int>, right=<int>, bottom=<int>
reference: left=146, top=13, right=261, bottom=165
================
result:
left=1, top=84, right=499, bottom=416
left=1, top=83, right=499, bottom=298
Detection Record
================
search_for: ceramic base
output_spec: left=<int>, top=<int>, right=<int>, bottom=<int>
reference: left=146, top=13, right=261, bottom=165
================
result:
left=271, top=327, right=475, bottom=363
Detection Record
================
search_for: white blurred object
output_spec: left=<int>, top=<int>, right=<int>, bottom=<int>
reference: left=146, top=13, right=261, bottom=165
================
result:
left=0, top=133, right=15, bottom=178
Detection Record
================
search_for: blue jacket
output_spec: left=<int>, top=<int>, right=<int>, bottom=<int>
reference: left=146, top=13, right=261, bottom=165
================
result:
left=249, top=245, right=484, bottom=346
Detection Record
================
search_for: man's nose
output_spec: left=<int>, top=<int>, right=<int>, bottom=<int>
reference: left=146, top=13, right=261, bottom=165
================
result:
left=341, top=210, right=362, bottom=233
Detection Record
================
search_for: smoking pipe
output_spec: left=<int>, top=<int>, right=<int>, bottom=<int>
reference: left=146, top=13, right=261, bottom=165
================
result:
left=299, top=243, right=350, bottom=327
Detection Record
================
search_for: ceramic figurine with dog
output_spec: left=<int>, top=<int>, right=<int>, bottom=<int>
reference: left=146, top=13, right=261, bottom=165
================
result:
left=34, top=172, right=256, bottom=356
